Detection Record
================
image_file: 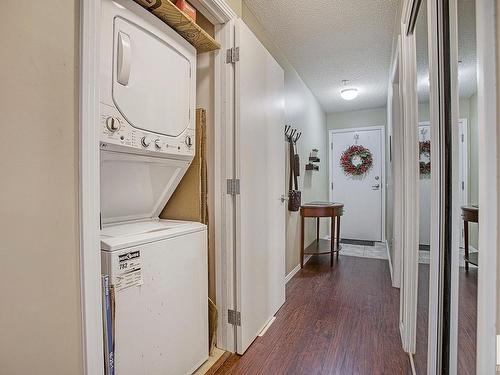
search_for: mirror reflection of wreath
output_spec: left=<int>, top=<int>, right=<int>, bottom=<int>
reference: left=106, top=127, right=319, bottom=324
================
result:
left=419, top=140, right=431, bottom=176
left=340, top=145, right=373, bottom=176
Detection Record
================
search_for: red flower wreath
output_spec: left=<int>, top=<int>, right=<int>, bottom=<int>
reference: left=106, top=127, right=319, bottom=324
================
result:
left=419, top=140, right=431, bottom=176
left=340, top=145, right=373, bottom=176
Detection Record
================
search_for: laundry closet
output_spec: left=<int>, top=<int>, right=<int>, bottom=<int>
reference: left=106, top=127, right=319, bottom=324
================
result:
left=98, top=0, right=219, bottom=374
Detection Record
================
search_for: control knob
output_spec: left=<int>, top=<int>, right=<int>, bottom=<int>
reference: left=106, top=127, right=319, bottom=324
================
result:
left=141, top=136, right=152, bottom=148
left=154, top=138, right=162, bottom=150
left=106, top=117, right=120, bottom=132
left=185, top=135, right=193, bottom=148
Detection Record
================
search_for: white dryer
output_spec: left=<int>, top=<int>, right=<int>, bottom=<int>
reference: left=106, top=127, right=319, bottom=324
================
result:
left=99, top=0, right=207, bottom=374
left=100, top=0, right=196, bottom=160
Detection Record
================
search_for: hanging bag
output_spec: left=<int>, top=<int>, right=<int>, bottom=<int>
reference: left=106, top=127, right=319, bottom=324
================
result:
left=288, top=138, right=301, bottom=211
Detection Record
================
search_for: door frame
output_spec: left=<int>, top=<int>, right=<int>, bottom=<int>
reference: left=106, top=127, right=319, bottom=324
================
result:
left=387, top=37, right=404, bottom=288
left=79, top=1, right=238, bottom=372
left=448, top=0, right=499, bottom=373
left=399, top=0, right=420, bottom=357
left=474, top=0, right=498, bottom=372
left=328, top=125, right=386, bottom=243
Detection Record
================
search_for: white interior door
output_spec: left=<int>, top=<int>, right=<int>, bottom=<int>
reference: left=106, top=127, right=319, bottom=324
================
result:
left=235, top=20, right=286, bottom=354
left=418, top=124, right=431, bottom=247
left=458, top=119, right=468, bottom=248
left=329, top=127, right=383, bottom=241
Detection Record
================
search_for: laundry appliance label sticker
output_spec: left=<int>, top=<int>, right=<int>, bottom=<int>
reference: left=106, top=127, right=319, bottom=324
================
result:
left=114, top=250, right=143, bottom=292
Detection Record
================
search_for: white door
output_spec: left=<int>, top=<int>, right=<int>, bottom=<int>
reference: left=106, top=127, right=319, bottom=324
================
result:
left=235, top=20, right=286, bottom=354
left=418, top=124, right=431, bottom=247
left=330, top=127, right=383, bottom=241
left=458, top=119, right=468, bottom=247
left=419, top=121, right=467, bottom=248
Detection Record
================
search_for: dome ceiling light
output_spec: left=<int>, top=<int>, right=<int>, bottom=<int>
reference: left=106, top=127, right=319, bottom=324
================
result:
left=340, top=80, right=359, bottom=101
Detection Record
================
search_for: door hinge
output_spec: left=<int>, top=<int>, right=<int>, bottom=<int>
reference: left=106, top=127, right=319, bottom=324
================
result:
left=461, top=133, right=464, bottom=142
left=331, top=182, right=333, bottom=190
left=226, top=47, right=240, bottom=64
left=462, top=181, right=465, bottom=190
left=228, top=309, right=241, bottom=326
left=331, top=142, right=333, bottom=150
left=227, top=179, right=240, bottom=195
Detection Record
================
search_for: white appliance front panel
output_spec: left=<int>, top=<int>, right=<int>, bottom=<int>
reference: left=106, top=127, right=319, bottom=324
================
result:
left=112, top=17, right=191, bottom=137
left=100, top=151, right=190, bottom=224
left=100, top=0, right=196, bottom=158
left=101, top=228, right=208, bottom=375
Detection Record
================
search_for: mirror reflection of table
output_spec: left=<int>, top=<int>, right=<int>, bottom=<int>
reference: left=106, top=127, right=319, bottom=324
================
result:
left=461, top=205, right=478, bottom=271
left=300, top=202, right=344, bottom=268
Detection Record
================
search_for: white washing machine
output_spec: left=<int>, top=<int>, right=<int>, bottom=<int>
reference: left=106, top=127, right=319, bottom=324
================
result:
left=100, top=152, right=208, bottom=375
left=99, top=0, right=207, bottom=374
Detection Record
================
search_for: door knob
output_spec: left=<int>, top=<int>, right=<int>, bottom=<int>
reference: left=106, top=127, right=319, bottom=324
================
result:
left=280, top=195, right=289, bottom=203
left=372, top=184, right=380, bottom=190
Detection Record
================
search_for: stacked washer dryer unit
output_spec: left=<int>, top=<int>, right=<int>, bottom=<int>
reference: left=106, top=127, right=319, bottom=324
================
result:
left=99, top=0, right=208, bottom=374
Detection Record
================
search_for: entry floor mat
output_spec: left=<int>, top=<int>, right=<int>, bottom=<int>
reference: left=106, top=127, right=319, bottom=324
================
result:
left=341, top=239, right=376, bottom=247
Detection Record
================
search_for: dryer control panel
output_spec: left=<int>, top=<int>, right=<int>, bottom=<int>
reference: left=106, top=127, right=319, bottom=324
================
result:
left=100, top=103, right=195, bottom=158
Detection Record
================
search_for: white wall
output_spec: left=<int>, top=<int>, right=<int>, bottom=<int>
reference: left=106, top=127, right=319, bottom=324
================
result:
left=242, top=4, right=328, bottom=274
left=327, top=107, right=387, bottom=130
left=0, top=1, right=83, bottom=374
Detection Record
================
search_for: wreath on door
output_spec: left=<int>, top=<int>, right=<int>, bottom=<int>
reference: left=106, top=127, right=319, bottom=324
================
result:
left=340, top=145, right=373, bottom=176
left=419, top=140, right=431, bottom=176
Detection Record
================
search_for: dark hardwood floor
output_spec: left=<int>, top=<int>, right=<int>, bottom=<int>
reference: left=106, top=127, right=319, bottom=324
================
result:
left=414, top=264, right=430, bottom=374
left=215, top=255, right=411, bottom=375
left=457, top=267, right=477, bottom=375
left=413, top=265, right=477, bottom=374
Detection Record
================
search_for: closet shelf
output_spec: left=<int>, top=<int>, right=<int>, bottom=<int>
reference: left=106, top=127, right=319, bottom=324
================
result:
left=134, top=0, right=221, bottom=53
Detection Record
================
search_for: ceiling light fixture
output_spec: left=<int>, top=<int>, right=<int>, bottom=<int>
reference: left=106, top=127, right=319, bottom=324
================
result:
left=340, top=80, right=359, bottom=101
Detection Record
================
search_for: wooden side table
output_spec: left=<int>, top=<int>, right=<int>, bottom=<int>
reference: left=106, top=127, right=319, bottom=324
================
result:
left=461, top=205, right=479, bottom=272
left=300, top=202, right=344, bottom=268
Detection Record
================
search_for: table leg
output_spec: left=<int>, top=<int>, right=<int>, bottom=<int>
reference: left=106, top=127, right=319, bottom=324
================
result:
left=316, top=217, right=320, bottom=243
left=464, top=220, right=469, bottom=272
left=300, top=215, right=305, bottom=268
left=330, top=216, right=334, bottom=267
left=336, top=215, right=341, bottom=257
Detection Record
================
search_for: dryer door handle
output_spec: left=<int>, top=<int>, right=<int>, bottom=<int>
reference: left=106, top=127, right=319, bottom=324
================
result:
left=117, top=32, right=131, bottom=86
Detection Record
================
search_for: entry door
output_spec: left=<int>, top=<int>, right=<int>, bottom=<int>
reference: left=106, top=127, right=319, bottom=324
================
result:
left=330, top=128, right=383, bottom=241
left=235, top=20, right=286, bottom=354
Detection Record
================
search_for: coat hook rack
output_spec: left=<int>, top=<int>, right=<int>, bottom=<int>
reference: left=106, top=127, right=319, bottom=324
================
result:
left=284, top=125, right=301, bottom=144
left=293, top=132, right=302, bottom=143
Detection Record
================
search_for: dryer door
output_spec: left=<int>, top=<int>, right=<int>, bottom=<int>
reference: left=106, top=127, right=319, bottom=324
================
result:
left=112, top=17, right=194, bottom=137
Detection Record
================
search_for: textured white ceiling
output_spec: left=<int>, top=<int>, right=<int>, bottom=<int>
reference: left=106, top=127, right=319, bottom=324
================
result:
left=243, top=0, right=400, bottom=113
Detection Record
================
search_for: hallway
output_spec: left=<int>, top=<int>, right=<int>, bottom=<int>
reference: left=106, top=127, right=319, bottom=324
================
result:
left=215, top=255, right=411, bottom=375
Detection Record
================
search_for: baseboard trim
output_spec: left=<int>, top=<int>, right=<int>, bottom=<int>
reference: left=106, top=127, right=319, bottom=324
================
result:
left=285, top=256, right=312, bottom=284
left=386, top=241, right=394, bottom=285
left=258, top=316, right=276, bottom=337
left=408, top=353, right=416, bottom=375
